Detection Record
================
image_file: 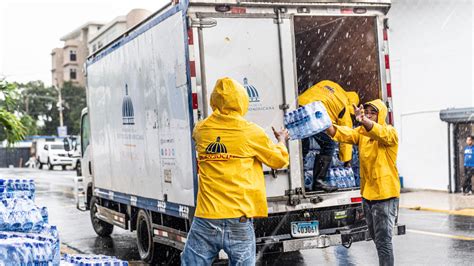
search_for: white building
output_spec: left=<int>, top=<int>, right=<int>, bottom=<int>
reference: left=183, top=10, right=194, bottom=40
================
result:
left=88, top=9, right=151, bottom=55
left=389, top=0, right=473, bottom=191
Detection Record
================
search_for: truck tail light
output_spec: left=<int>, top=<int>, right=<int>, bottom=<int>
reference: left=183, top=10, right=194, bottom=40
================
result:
left=351, top=197, right=362, bottom=203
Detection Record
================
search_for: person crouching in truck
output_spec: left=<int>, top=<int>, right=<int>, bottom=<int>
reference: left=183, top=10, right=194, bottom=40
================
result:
left=298, top=80, right=359, bottom=192
left=181, top=77, right=290, bottom=266
left=326, top=100, right=400, bottom=266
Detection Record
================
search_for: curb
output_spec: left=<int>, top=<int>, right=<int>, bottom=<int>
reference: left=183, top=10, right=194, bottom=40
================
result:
left=400, top=205, right=474, bottom=217
left=60, top=243, right=81, bottom=255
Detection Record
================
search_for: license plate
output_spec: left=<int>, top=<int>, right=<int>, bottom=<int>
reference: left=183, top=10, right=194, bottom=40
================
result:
left=290, top=220, right=319, bottom=238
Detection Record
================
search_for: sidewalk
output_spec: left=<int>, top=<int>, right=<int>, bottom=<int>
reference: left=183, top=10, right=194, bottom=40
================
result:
left=400, top=190, right=474, bottom=216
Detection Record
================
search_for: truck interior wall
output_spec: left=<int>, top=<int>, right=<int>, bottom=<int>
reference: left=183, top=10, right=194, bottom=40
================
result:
left=294, top=16, right=381, bottom=103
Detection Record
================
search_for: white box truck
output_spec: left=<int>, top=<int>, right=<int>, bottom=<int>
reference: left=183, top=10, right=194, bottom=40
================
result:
left=74, top=0, right=405, bottom=263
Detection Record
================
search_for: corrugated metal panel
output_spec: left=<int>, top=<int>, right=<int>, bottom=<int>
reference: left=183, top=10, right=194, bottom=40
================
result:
left=439, top=108, right=474, bottom=123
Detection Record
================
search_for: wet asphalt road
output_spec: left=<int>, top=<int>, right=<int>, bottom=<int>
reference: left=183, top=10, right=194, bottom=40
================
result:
left=2, top=168, right=474, bottom=265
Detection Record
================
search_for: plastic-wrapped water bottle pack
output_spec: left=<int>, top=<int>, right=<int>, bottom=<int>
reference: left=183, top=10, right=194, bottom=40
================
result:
left=284, top=101, right=332, bottom=140
left=61, top=254, right=129, bottom=266
left=0, top=179, right=35, bottom=200
left=0, top=228, right=60, bottom=265
left=0, top=178, right=60, bottom=265
left=0, top=198, right=47, bottom=232
left=326, top=167, right=357, bottom=189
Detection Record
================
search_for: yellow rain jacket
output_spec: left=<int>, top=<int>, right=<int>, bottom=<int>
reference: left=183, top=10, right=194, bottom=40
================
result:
left=193, top=78, right=289, bottom=219
left=332, top=99, right=400, bottom=200
left=298, top=80, right=356, bottom=163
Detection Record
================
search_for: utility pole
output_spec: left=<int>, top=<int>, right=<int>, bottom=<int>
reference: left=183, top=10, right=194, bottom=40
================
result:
left=58, top=86, right=64, bottom=127
left=54, top=79, right=64, bottom=127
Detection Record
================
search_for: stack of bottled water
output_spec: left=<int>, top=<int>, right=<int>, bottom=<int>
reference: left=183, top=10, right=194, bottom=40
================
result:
left=0, top=227, right=60, bottom=264
left=326, top=167, right=356, bottom=189
left=0, top=179, right=35, bottom=200
left=284, top=101, right=332, bottom=140
left=62, top=254, right=129, bottom=266
left=0, top=178, right=60, bottom=265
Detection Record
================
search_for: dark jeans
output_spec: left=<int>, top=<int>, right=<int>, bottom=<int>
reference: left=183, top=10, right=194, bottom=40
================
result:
left=464, top=167, right=473, bottom=193
left=302, top=131, right=336, bottom=156
left=363, top=198, right=399, bottom=266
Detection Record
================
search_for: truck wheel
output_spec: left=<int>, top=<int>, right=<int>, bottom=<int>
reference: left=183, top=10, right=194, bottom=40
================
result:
left=62, top=165, right=66, bottom=171
left=90, top=196, right=114, bottom=237
left=136, top=210, right=173, bottom=263
left=37, top=158, right=43, bottom=169
left=47, top=158, right=54, bottom=170
left=76, top=161, right=82, bottom=176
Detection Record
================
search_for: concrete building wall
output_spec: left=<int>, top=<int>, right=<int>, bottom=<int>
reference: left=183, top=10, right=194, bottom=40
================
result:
left=389, top=0, right=473, bottom=190
left=52, top=22, right=104, bottom=87
left=88, top=9, right=151, bottom=55
left=51, top=48, right=64, bottom=88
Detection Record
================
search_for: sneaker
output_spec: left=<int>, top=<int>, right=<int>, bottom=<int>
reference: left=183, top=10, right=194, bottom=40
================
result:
left=468, top=191, right=473, bottom=196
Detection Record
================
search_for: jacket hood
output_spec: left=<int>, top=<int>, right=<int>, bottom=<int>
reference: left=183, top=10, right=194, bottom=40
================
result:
left=210, top=77, right=249, bottom=116
left=364, top=99, right=387, bottom=125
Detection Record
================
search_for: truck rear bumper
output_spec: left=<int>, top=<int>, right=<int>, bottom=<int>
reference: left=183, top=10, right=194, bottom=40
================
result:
left=257, top=224, right=406, bottom=253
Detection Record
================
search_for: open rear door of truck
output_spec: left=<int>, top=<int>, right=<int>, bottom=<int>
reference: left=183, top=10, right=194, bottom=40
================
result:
left=195, top=13, right=302, bottom=199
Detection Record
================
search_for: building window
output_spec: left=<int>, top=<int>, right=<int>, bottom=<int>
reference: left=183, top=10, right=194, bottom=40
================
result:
left=70, top=50, right=77, bottom=61
left=70, top=68, right=77, bottom=80
left=92, top=44, right=97, bottom=52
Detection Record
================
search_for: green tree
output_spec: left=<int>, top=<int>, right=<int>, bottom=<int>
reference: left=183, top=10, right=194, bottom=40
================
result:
left=60, top=81, right=86, bottom=135
left=17, top=81, right=86, bottom=136
left=16, top=81, right=59, bottom=135
left=0, top=80, right=26, bottom=144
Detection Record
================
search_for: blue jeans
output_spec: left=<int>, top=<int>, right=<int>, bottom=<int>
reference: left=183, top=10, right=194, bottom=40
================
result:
left=181, top=217, right=256, bottom=266
left=363, top=198, right=399, bottom=266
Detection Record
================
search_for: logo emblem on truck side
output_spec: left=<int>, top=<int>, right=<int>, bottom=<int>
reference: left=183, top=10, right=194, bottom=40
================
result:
left=122, top=84, right=135, bottom=125
left=244, top=78, right=260, bottom=103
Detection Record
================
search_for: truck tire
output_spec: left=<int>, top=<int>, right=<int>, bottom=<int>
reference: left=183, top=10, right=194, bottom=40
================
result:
left=37, top=158, right=43, bottom=169
left=90, top=196, right=114, bottom=237
left=62, top=165, right=66, bottom=171
left=47, top=158, right=54, bottom=170
left=136, top=210, right=174, bottom=263
left=76, top=161, right=82, bottom=176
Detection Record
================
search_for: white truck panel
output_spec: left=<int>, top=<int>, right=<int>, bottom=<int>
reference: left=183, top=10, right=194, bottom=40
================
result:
left=200, top=17, right=301, bottom=197
left=87, top=11, right=195, bottom=207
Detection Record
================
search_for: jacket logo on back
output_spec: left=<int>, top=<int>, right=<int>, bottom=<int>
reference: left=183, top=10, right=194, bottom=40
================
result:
left=324, top=85, right=335, bottom=94
left=122, top=84, right=135, bottom=125
left=200, top=137, right=233, bottom=161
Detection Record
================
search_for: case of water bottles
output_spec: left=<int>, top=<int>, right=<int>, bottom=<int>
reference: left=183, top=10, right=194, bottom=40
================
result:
left=303, top=143, right=359, bottom=190
left=284, top=101, right=332, bottom=140
left=0, top=178, right=60, bottom=265
left=62, top=254, right=129, bottom=266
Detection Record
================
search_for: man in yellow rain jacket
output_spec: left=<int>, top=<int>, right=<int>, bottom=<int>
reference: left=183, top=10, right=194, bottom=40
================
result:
left=181, top=77, right=289, bottom=266
left=298, top=80, right=359, bottom=192
left=326, top=99, right=400, bottom=266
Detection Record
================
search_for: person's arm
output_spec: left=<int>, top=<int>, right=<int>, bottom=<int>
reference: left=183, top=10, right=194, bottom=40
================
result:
left=249, top=126, right=290, bottom=169
left=336, top=107, right=353, bottom=163
left=365, top=123, right=398, bottom=146
left=353, top=104, right=398, bottom=146
left=326, top=124, right=360, bottom=145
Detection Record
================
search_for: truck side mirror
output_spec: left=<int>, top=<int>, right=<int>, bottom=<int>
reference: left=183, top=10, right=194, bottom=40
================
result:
left=44, top=145, right=49, bottom=151
left=63, top=138, right=71, bottom=151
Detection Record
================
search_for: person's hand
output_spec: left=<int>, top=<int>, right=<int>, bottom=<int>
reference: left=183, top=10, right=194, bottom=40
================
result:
left=343, top=161, right=352, bottom=168
left=272, top=127, right=289, bottom=143
left=354, top=104, right=365, bottom=122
